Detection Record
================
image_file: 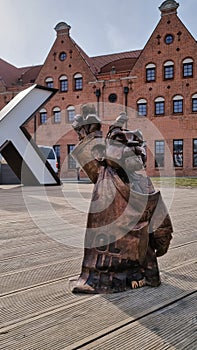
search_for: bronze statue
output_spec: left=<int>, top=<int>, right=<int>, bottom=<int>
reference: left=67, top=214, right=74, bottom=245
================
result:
left=70, top=105, right=173, bottom=293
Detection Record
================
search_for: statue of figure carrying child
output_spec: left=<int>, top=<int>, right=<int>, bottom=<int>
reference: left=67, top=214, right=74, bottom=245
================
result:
left=70, top=105, right=173, bottom=293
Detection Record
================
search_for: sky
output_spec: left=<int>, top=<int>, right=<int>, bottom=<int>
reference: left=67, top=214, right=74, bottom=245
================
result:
left=0, top=0, right=197, bottom=68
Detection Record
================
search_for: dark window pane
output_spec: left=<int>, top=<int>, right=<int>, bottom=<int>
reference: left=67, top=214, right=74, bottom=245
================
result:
left=173, top=100, right=183, bottom=113
left=138, top=103, right=147, bottom=116
left=108, top=93, right=117, bottom=103
left=155, top=102, right=164, bottom=115
left=60, top=79, right=68, bottom=92
left=192, top=98, right=197, bottom=112
left=146, top=68, right=155, bottom=82
left=183, top=63, right=193, bottom=77
left=164, top=66, right=174, bottom=79
left=193, top=139, right=197, bottom=167
left=165, top=34, right=173, bottom=44
left=155, top=140, right=164, bottom=167
left=68, top=144, right=76, bottom=169
left=54, top=111, right=61, bottom=123
left=173, top=140, right=183, bottom=167
left=59, top=52, right=67, bottom=61
left=40, top=112, right=47, bottom=124
left=75, top=78, right=83, bottom=90
left=46, top=81, right=53, bottom=88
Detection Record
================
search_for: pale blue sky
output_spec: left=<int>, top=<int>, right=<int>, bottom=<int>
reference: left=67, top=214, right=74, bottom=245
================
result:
left=0, top=0, right=196, bottom=67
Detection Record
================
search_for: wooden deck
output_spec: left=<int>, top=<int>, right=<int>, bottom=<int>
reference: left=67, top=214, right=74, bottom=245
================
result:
left=0, top=182, right=196, bottom=349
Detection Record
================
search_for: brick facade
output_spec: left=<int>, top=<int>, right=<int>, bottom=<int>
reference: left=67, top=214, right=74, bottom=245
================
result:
left=1, top=0, right=197, bottom=179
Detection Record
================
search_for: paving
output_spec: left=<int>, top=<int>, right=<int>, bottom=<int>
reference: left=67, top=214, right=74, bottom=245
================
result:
left=0, top=182, right=196, bottom=349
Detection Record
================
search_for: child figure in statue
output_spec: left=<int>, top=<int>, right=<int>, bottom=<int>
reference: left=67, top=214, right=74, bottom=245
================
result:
left=70, top=105, right=173, bottom=293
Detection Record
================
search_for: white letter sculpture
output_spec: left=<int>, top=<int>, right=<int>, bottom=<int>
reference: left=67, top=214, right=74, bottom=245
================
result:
left=0, top=84, right=60, bottom=185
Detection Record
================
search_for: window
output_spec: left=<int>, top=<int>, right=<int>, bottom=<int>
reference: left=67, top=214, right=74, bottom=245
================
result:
left=137, top=99, right=147, bottom=116
left=183, top=58, right=193, bottom=78
left=74, top=73, right=83, bottom=90
left=59, top=75, right=68, bottom=92
left=155, top=140, right=165, bottom=168
left=53, top=107, right=61, bottom=123
left=173, top=140, right=183, bottom=167
left=193, top=139, right=197, bottom=167
left=192, top=94, right=197, bottom=112
left=108, top=93, right=117, bottom=103
left=67, top=106, right=75, bottom=122
left=68, top=144, right=76, bottom=169
left=146, top=63, right=156, bottom=82
left=39, top=108, right=47, bottom=124
left=53, top=145, right=60, bottom=169
left=173, top=95, right=183, bottom=114
left=45, top=77, right=54, bottom=88
left=59, top=52, right=67, bottom=61
left=164, top=61, right=174, bottom=80
left=155, top=97, right=165, bottom=115
left=165, top=34, right=174, bottom=44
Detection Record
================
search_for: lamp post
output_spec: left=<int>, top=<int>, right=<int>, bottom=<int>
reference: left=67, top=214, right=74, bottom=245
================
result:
left=123, top=86, right=129, bottom=128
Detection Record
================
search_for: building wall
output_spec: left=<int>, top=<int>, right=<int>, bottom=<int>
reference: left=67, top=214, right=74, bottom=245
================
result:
left=2, top=1, right=197, bottom=179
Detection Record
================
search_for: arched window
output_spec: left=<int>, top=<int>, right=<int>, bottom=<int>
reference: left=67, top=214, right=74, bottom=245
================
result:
left=137, top=98, right=147, bottom=116
left=192, top=93, right=197, bottom=112
left=173, top=95, right=183, bottom=114
left=53, top=107, right=61, bottom=123
left=164, top=61, right=174, bottom=80
left=146, top=63, right=156, bottom=82
left=67, top=106, right=75, bottom=122
left=39, top=108, right=47, bottom=124
left=59, top=75, right=68, bottom=92
left=74, top=73, right=83, bottom=90
left=155, top=97, right=165, bottom=115
left=45, top=77, right=54, bottom=88
left=183, top=58, right=193, bottom=78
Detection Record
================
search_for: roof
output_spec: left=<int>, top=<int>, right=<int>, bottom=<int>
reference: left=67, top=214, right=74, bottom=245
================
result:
left=0, top=59, right=42, bottom=88
left=91, top=50, right=141, bottom=74
left=69, top=40, right=141, bottom=75
left=0, top=49, right=141, bottom=88
left=0, top=59, right=20, bottom=87
left=18, top=65, right=42, bottom=84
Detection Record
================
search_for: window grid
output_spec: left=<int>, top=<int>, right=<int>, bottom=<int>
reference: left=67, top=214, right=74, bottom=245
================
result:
left=146, top=68, right=155, bottom=82
left=155, top=102, right=165, bottom=115
left=155, top=140, right=165, bottom=168
left=173, top=100, right=183, bottom=113
left=54, top=111, right=61, bottom=123
left=192, top=98, right=197, bottom=112
left=67, top=109, right=75, bottom=122
left=164, top=66, right=174, bottom=79
left=183, top=63, right=193, bottom=77
left=75, top=78, right=83, bottom=90
left=138, top=103, right=147, bottom=116
left=68, top=145, right=76, bottom=169
left=40, top=112, right=47, bottom=124
left=173, top=140, right=183, bottom=167
left=193, top=139, right=197, bottom=167
left=46, top=81, right=54, bottom=88
left=60, top=79, right=68, bottom=92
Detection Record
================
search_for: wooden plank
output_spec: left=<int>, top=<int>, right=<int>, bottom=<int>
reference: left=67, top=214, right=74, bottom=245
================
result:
left=0, top=258, right=82, bottom=296
left=0, top=262, right=196, bottom=350
left=83, top=293, right=197, bottom=350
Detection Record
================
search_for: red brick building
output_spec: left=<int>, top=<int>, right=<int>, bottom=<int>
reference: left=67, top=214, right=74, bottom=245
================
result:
left=1, top=0, right=197, bottom=179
